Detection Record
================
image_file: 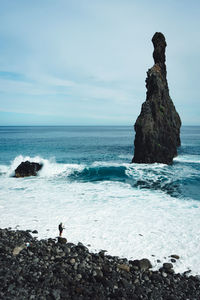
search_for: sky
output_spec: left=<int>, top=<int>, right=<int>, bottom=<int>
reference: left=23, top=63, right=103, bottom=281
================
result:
left=0, top=0, right=200, bottom=125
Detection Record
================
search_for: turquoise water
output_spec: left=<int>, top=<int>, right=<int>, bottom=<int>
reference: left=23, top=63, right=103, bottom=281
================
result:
left=0, top=126, right=199, bottom=200
left=0, top=126, right=133, bottom=164
left=0, top=126, right=200, bottom=274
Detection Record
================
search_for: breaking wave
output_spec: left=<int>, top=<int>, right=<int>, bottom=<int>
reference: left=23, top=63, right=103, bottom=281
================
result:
left=1, top=154, right=199, bottom=200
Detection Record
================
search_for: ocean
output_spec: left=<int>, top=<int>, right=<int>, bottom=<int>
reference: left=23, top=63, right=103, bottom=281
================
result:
left=0, top=126, right=200, bottom=275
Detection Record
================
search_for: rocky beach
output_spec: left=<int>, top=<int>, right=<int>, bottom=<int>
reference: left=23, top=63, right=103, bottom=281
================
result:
left=1, top=228, right=200, bottom=300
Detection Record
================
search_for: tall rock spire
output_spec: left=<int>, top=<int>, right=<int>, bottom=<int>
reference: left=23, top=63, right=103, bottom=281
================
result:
left=152, top=32, right=167, bottom=77
left=132, top=33, right=181, bottom=164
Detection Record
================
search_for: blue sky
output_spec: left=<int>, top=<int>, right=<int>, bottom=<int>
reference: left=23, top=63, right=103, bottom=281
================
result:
left=0, top=0, right=199, bottom=125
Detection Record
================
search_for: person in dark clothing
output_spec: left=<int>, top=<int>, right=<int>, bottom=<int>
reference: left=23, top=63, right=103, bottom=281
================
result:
left=58, top=222, right=64, bottom=237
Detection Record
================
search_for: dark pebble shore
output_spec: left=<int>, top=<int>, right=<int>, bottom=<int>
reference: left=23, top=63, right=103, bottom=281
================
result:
left=0, top=228, right=200, bottom=300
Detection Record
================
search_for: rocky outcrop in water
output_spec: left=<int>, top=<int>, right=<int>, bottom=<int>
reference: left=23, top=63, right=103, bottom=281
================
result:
left=14, top=161, right=43, bottom=177
left=132, top=32, right=181, bottom=164
left=0, top=228, right=200, bottom=299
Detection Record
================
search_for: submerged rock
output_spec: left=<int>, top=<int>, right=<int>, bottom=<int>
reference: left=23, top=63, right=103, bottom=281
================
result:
left=132, top=32, right=181, bottom=164
left=14, top=161, right=43, bottom=177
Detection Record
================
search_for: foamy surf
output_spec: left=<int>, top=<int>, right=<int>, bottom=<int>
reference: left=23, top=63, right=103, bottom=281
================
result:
left=0, top=176, right=200, bottom=275
left=1, top=155, right=199, bottom=200
left=0, top=149, right=200, bottom=275
left=174, top=155, right=200, bottom=164
left=1, top=155, right=86, bottom=178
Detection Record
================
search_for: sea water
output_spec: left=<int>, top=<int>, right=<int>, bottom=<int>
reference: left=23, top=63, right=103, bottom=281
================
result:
left=0, top=126, right=200, bottom=274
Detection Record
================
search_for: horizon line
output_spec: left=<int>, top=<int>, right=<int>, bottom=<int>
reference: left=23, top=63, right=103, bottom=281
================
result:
left=0, top=124, right=199, bottom=127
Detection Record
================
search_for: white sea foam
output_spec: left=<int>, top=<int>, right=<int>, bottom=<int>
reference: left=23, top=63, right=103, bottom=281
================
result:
left=2, top=155, right=85, bottom=178
left=174, top=155, right=200, bottom=164
left=3, top=155, right=199, bottom=181
left=0, top=162, right=200, bottom=275
left=92, top=161, right=128, bottom=167
left=0, top=164, right=9, bottom=175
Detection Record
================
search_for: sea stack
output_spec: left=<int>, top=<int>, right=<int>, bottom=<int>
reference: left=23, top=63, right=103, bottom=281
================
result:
left=132, top=32, right=181, bottom=164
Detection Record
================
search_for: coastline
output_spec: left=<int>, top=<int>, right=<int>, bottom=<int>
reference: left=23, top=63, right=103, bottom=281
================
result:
left=1, top=126, right=200, bottom=278
left=1, top=228, right=200, bottom=300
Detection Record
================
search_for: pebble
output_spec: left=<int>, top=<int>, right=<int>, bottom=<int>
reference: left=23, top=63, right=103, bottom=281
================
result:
left=171, top=254, right=180, bottom=259
left=162, top=272, right=168, bottom=278
left=70, top=258, right=76, bottom=265
left=117, top=264, right=130, bottom=272
left=0, top=228, right=199, bottom=300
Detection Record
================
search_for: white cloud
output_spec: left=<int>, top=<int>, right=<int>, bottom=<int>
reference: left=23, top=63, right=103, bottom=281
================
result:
left=0, top=0, right=200, bottom=124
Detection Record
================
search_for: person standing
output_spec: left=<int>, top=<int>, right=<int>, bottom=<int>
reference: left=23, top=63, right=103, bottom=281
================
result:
left=58, top=222, right=64, bottom=237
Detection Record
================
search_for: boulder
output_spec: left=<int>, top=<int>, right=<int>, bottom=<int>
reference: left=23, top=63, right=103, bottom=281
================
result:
left=57, top=237, right=67, bottom=244
left=132, top=32, right=181, bottom=164
left=163, top=263, right=173, bottom=270
left=139, top=258, right=152, bottom=271
left=14, top=161, right=43, bottom=177
left=130, top=258, right=152, bottom=271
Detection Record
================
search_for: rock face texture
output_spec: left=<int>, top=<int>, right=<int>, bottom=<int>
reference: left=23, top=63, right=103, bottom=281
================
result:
left=14, top=161, right=43, bottom=177
left=132, top=32, right=181, bottom=164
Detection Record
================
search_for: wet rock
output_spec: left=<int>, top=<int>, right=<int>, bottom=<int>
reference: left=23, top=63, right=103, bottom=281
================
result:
left=57, top=237, right=67, bottom=244
left=32, top=230, right=38, bottom=234
left=139, top=258, right=152, bottom=271
left=163, top=263, right=173, bottom=270
left=132, top=32, right=181, bottom=164
left=171, top=254, right=180, bottom=259
left=130, top=259, right=140, bottom=268
left=99, top=250, right=107, bottom=257
left=0, top=227, right=200, bottom=300
left=14, top=161, right=43, bottom=177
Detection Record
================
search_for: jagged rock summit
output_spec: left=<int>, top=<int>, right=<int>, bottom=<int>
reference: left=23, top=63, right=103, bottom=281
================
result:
left=132, top=32, right=181, bottom=164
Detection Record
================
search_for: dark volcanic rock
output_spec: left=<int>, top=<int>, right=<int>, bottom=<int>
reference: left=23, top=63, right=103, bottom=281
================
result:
left=130, top=258, right=152, bottom=271
left=132, top=32, right=181, bottom=164
left=171, top=254, right=180, bottom=260
left=0, top=228, right=200, bottom=300
left=57, top=237, right=67, bottom=244
left=139, top=258, right=152, bottom=271
left=14, top=161, right=43, bottom=177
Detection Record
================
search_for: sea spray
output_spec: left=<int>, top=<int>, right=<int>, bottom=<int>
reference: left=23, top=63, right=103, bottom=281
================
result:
left=0, top=126, right=199, bottom=276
